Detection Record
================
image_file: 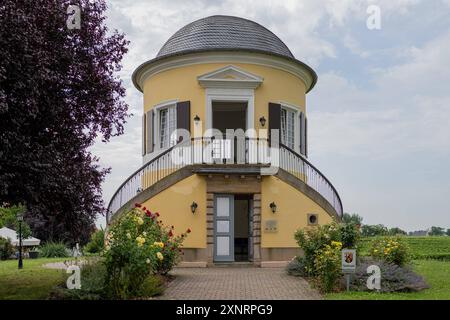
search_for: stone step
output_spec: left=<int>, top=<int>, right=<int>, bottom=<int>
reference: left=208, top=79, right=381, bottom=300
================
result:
left=212, top=261, right=255, bottom=268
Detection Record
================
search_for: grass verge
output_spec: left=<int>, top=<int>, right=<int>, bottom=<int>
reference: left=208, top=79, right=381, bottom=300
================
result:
left=0, top=258, right=68, bottom=300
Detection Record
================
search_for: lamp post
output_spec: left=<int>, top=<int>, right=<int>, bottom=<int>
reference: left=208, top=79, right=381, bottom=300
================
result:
left=17, top=213, right=23, bottom=269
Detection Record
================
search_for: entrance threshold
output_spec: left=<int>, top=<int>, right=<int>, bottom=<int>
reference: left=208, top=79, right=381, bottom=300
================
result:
left=212, top=261, right=254, bottom=268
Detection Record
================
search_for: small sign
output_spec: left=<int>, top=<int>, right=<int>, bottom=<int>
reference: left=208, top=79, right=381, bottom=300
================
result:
left=264, top=220, right=278, bottom=233
left=341, top=249, right=356, bottom=273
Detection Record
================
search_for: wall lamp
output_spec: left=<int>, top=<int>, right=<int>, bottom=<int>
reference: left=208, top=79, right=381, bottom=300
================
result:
left=269, top=202, right=277, bottom=213
left=194, top=115, right=201, bottom=124
left=190, top=201, right=198, bottom=214
left=259, top=116, right=266, bottom=127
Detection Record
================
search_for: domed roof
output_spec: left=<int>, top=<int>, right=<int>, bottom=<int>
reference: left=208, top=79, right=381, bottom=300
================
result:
left=157, top=15, right=295, bottom=60
left=132, top=15, right=317, bottom=93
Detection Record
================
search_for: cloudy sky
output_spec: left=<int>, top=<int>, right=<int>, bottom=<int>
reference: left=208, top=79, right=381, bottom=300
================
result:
left=92, top=0, right=450, bottom=231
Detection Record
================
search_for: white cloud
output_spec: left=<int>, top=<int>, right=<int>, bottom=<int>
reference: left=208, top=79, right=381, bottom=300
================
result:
left=310, top=29, right=450, bottom=159
left=343, top=34, right=370, bottom=58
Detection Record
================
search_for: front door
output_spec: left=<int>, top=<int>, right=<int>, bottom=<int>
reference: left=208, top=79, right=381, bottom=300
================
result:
left=214, top=194, right=234, bottom=262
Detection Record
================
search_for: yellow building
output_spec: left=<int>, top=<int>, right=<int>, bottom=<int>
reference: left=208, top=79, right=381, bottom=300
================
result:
left=107, top=15, right=342, bottom=267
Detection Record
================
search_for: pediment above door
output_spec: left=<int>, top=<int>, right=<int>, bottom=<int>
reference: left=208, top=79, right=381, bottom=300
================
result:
left=198, top=65, right=263, bottom=89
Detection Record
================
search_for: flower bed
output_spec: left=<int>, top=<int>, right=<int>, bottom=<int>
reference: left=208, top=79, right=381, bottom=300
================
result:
left=289, top=222, right=429, bottom=294
left=50, top=204, right=190, bottom=300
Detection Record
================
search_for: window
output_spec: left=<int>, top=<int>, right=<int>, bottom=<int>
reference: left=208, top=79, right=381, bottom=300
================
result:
left=307, top=213, right=318, bottom=226
left=158, top=105, right=176, bottom=149
left=281, top=107, right=295, bottom=150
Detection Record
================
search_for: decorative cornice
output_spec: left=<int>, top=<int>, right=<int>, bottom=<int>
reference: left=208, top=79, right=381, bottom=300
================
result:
left=132, top=51, right=316, bottom=93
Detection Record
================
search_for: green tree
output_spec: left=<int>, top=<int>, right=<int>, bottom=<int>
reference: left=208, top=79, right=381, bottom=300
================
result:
left=361, top=224, right=388, bottom=237
left=388, top=227, right=407, bottom=236
left=0, top=204, right=32, bottom=239
left=342, top=213, right=363, bottom=225
left=429, top=226, right=445, bottom=236
left=446, top=229, right=450, bottom=236
left=83, top=228, right=105, bottom=254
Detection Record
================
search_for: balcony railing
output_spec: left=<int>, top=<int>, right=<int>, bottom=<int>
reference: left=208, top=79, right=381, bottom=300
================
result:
left=107, top=137, right=343, bottom=222
left=279, top=144, right=343, bottom=218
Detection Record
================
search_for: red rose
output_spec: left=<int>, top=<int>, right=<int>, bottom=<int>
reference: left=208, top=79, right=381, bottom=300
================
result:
left=143, top=207, right=147, bottom=211
left=168, top=230, right=173, bottom=237
left=135, top=203, right=141, bottom=208
left=155, top=212, right=160, bottom=217
left=187, top=228, right=191, bottom=233
left=145, top=210, right=152, bottom=217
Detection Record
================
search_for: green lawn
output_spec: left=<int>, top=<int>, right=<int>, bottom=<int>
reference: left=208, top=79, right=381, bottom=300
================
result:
left=0, top=258, right=68, bottom=300
left=326, top=260, right=450, bottom=300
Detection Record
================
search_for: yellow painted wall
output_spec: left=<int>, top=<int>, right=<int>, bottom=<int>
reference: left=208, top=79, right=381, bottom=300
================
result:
left=142, top=63, right=306, bottom=135
left=138, top=61, right=335, bottom=250
left=140, top=175, right=206, bottom=248
left=261, top=176, right=334, bottom=248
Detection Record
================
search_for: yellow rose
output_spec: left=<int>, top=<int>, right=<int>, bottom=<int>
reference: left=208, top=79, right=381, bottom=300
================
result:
left=136, top=217, right=144, bottom=225
left=331, top=241, right=342, bottom=249
left=156, top=252, right=164, bottom=261
left=136, top=236, right=145, bottom=246
left=126, top=233, right=131, bottom=239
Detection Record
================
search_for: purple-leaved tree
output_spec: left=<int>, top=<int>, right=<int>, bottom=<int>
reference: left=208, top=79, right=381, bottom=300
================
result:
left=0, top=0, right=129, bottom=244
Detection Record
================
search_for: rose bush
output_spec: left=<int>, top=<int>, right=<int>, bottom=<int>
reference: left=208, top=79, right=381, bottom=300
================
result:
left=314, top=241, right=343, bottom=292
left=369, top=236, right=411, bottom=266
left=103, top=204, right=189, bottom=299
left=292, top=221, right=360, bottom=292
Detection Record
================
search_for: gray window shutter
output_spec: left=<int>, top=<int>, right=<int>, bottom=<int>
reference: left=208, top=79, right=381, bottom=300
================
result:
left=305, top=116, right=308, bottom=157
left=269, top=103, right=281, bottom=145
left=146, top=110, right=154, bottom=153
left=300, top=111, right=306, bottom=155
left=176, top=101, right=190, bottom=142
left=142, top=113, right=146, bottom=156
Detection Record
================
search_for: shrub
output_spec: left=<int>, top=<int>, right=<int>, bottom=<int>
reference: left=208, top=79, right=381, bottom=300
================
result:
left=314, top=241, right=343, bottom=292
left=293, top=221, right=360, bottom=292
left=138, top=275, right=165, bottom=298
left=84, top=229, right=105, bottom=254
left=369, top=236, right=411, bottom=266
left=294, top=221, right=359, bottom=276
left=339, top=223, right=360, bottom=249
left=359, top=236, right=450, bottom=260
left=49, top=259, right=106, bottom=300
left=50, top=258, right=166, bottom=300
left=294, top=222, right=341, bottom=276
left=39, top=241, right=70, bottom=258
left=0, top=237, right=15, bottom=260
left=103, top=204, right=188, bottom=299
left=286, top=256, right=308, bottom=277
left=348, top=258, right=429, bottom=293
